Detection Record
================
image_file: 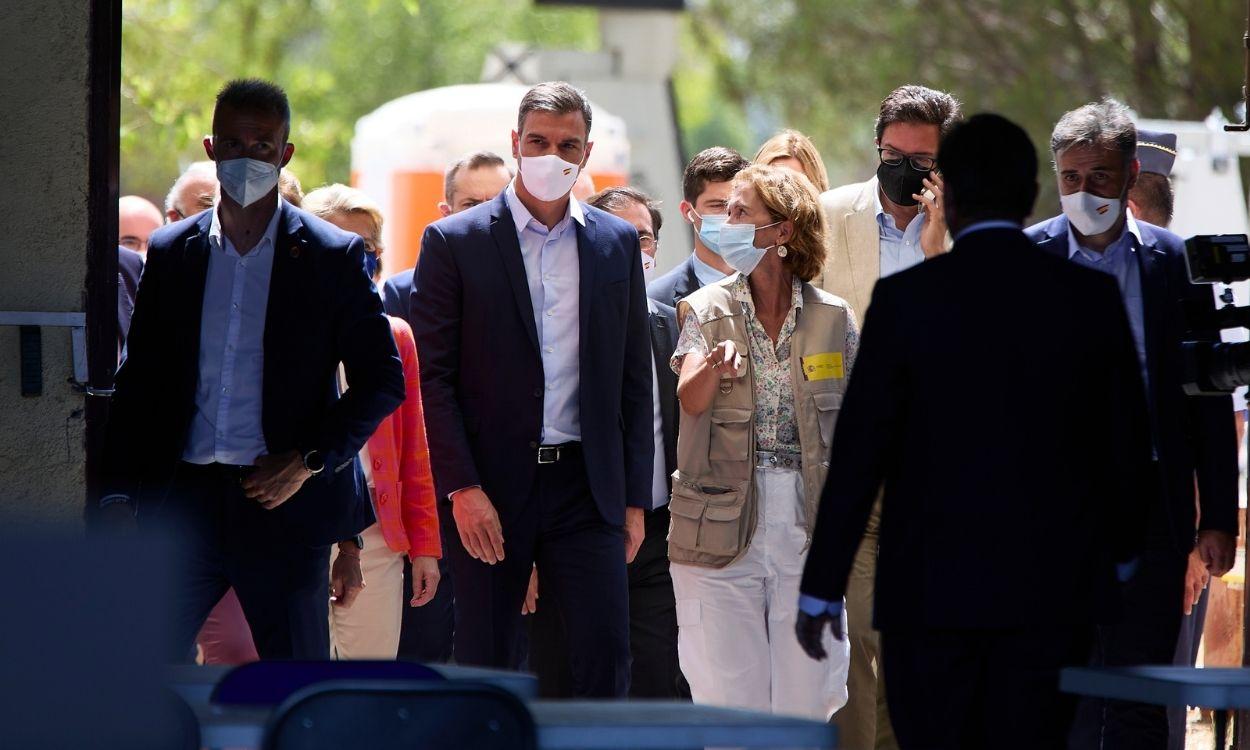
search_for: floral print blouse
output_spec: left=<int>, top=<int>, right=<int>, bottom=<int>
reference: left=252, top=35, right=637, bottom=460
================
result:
left=670, top=275, right=859, bottom=453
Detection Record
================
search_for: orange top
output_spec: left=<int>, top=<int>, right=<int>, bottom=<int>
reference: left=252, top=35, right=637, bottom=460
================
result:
left=366, top=316, right=441, bottom=558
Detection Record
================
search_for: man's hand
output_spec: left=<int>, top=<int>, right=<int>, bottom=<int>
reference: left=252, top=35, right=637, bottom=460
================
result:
left=409, top=555, right=441, bottom=607
left=1183, top=547, right=1211, bottom=616
left=795, top=610, right=844, bottom=661
left=624, top=507, right=646, bottom=563
left=916, top=172, right=948, bottom=258
left=451, top=487, right=505, bottom=564
left=522, top=566, right=539, bottom=615
left=1196, top=529, right=1236, bottom=578
left=242, top=450, right=311, bottom=510
left=331, top=541, right=365, bottom=609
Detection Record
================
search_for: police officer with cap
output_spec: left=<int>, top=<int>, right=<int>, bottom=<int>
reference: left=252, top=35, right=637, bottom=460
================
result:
left=1128, top=129, right=1177, bottom=228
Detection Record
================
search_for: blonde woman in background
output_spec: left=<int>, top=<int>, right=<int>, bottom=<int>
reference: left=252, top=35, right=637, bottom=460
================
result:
left=753, top=129, right=830, bottom=193
left=303, top=184, right=443, bottom=659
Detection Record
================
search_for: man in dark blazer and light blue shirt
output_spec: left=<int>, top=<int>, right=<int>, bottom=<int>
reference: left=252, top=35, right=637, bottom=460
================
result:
left=797, top=114, right=1156, bottom=749
left=99, top=79, right=405, bottom=660
left=1024, top=99, right=1237, bottom=750
left=412, top=82, right=653, bottom=698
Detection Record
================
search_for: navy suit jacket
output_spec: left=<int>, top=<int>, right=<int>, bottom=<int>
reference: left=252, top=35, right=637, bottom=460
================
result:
left=117, top=245, right=143, bottom=347
left=646, top=254, right=703, bottom=310
left=648, top=299, right=679, bottom=490
left=801, top=228, right=1153, bottom=628
left=382, top=268, right=414, bottom=325
left=102, top=201, right=406, bottom=545
left=412, top=191, right=654, bottom=527
left=1025, top=215, right=1238, bottom=550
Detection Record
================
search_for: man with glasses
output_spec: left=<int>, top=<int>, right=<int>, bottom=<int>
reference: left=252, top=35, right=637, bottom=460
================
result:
left=815, top=83, right=962, bottom=750
left=118, top=195, right=164, bottom=257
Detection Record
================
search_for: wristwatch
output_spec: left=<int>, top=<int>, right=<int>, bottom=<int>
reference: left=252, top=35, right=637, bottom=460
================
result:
left=302, top=449, right=325, bottom=476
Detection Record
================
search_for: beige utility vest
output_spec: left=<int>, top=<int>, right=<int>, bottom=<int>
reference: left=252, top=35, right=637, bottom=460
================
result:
left=669, top=275, right=851, bottom=569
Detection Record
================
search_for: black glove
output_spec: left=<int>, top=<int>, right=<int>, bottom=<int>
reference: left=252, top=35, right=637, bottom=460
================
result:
left=795, top=609, right=844, bottom=661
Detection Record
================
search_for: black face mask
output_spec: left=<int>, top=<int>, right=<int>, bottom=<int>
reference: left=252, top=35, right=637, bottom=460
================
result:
left=876, top=160, right=928, bottom=207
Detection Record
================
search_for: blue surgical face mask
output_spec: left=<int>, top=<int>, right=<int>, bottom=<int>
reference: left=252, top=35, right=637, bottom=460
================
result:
left=689, top=210, right=728, bottom=253
left=363, top=250, right=379, bottom=280
left=715, top=219, right=782, bottom=276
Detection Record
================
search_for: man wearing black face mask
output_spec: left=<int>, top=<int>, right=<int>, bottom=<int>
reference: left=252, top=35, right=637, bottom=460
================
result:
left=814, top=83, right=961, bottom=750
left=98, top=78, right=404, bottom=660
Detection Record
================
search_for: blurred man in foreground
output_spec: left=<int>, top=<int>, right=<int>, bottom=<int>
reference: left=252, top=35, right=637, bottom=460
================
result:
left=798, top=113, right=1154, bottom=749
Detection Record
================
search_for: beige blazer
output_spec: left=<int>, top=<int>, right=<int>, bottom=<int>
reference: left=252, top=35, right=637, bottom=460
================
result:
left=816, top=177, right=881, bottom=320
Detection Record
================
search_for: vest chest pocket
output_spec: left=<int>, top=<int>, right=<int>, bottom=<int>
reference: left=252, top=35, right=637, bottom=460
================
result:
left=812, top=390, right=843, bottom=447
left=668, top=474, right=747, bottom=558
left=708, top=407, right=752, bottom=462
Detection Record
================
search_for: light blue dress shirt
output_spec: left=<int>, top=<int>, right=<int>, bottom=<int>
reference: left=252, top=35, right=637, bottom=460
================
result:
left=182, top=200, right=282, bottom=465
left=690, top=251, right=728, bottom=288
left=875, top=189, right=927, bottom=278
left=504, top=182, right=584, bottom=445
left=1066, top=213, right=1148, bottom=387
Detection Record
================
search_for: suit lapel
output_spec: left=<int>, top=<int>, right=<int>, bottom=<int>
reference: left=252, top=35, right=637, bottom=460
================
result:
left=1135, top=226, right=1167, bottom=398
left=576, top=209, right=599, bottom=353
left=845, top=180, right=881, bottom=315
left=263, top=203, right=306, bottom=382
left=489, top=195, right=540, bottom=354
left=178, top=215, right=212, bottom=381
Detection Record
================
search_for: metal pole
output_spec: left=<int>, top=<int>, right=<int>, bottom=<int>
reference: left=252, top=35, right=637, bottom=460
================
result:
left=1226, top=0, right=1250, bottom=132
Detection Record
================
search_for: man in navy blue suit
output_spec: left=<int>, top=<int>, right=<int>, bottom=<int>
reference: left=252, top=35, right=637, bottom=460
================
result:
left=1025, top=99, right=1238, bottom=750
left=412, top=81, right=653, bottom=697
left=99, top=79, right=405, bottom=660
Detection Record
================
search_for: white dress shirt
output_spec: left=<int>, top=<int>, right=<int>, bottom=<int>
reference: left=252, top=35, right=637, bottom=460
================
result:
left=504, top=182, right=584, bottom=444
left=650, top=354, right=668, bottom=509
left=182, top=199, right=283, bottom=465
left=873, top=188, right=927, bottom=278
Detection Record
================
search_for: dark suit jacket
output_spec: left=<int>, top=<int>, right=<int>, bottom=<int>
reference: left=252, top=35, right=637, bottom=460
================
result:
left=646, top=254, right=703, bottom=309
left=648, top=299, right=679, bottom=490
left=800, top=228, right=1154, bottom=630
left=103, top=201, right=406, bottom=545
left=382, top=268, right=414, bottom=325
left=117, top=245, right=143, bottom=347
left=1026, top=215, right=1238, bottom=550
left=412, top=191, right=654, bottom=528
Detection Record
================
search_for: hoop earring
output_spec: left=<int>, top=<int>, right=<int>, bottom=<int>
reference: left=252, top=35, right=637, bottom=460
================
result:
left=776, top=244, right=788, bottom=258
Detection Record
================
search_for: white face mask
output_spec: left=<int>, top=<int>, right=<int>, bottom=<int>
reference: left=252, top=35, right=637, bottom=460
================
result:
left=519, top=153, right=581, bottom=202
left=217, top=158, right=279, bottom=208
left=641, top=252, right=658, bottom=286
left=1060, top=190, right=1122, bottom=236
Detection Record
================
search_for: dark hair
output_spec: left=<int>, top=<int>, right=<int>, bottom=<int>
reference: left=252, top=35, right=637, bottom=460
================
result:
left=213, top=78, right=291, bottom=139
left=682, top=147, right=751, bottom=204
left=1129, top=173, right=1175, bottom=226
left=1050, top=97, right=1136, bottom=166
left=517, top=81, right=593, bottom=137
left=938, top=113, right=1038, bottom=225
left=875, top=85, right=962, bottom=141
left=444, top=151, right=510, bottom=202
left=587, top=186, right=663, bottom=238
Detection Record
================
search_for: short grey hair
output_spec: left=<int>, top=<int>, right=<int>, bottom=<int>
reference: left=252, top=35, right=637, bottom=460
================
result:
left=587, top=186, right=663, bottom=238
left=443, top=150, right=510, bottom=203
left=1050, top=97, right=1137, bottom=165
left=165, top=161, right=217, bottom=215
left=517, top=81, right=592, bottom=137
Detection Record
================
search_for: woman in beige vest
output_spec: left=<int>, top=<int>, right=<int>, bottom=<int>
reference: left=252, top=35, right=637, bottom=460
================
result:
left=668, top=164, right=856, bottom=719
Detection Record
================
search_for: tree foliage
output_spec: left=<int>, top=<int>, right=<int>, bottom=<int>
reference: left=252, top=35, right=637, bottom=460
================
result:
left=690, top=0, right=1247, bottom=204
left=121, top=0, right=598, bottom=201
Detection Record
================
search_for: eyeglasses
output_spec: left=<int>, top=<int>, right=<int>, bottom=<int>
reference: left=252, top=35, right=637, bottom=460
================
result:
left=639, top=236, right=658, bottom=252
left=119, top=236, right=148, bottom=253
left=878, top=148, right=937, bottom=172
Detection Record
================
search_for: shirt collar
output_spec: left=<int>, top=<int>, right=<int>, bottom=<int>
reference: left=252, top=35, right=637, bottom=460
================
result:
left=690, top=251, right=728, bottom=287
left=729, top=272, right=804, bottom=316
left=1066, top=208, right=1143, bottom=261
left=504, top=180, right=585, bottom=236
left=872, top=185, right=925, bottom=234
left=954, top=220, right=1022, bottom=242
left=209, top=197, right=284, bottom=257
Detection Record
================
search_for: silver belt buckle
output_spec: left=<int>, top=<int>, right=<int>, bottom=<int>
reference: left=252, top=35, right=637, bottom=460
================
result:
left=537, top=446, right=561, bottom=464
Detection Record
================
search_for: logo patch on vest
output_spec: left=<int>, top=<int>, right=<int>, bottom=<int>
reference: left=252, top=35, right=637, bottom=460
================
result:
left=801, top=352, right=844, bottom=381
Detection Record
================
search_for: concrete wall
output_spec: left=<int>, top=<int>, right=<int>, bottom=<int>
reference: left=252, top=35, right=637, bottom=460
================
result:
left=0, top=3, right=91, bottom=523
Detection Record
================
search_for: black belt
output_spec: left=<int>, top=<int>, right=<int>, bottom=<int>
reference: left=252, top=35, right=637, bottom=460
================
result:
left=536, top=442, right=580, bottom=465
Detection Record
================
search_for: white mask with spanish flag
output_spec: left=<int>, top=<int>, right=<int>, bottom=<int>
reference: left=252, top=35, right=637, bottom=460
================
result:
left=519, top=154, right=581, bottom=202
left=1060, top=190, right=1121, bottom=236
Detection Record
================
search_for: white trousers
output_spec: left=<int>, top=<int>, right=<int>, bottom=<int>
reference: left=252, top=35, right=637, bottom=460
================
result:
left=672, top=466, right=850, bottom=720
left=329, top=522, right=405, bottom=660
